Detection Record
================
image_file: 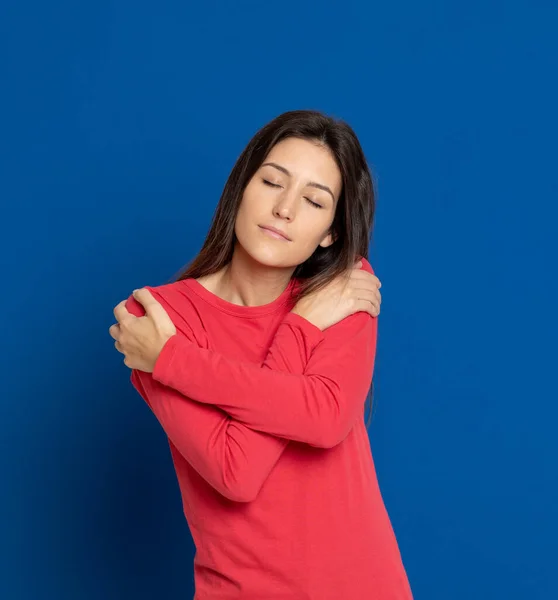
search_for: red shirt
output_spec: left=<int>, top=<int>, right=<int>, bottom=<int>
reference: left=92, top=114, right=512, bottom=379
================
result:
left=126, top=258, right=413, bottom=599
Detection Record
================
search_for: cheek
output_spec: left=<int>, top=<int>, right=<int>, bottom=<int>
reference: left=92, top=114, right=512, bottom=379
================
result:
left=233, top=192, right=334, bottom=267
left=236, top=187, right=261, bottom=221
left=296, top=215, right=333, bottom=246
left=234, top=195, right=254, bottom=233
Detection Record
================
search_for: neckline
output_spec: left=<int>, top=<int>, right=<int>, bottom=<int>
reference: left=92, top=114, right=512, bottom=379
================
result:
left=182, top=276, right=298, bottom=318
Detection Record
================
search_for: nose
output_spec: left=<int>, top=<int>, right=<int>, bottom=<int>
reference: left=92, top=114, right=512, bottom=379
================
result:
left=273, top=206, right=292, bottom=220
left=273, top=193, right=296, bottom=221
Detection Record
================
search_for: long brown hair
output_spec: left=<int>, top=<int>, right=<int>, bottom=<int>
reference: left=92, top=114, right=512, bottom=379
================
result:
left=170, top=109, right=377, bottom=427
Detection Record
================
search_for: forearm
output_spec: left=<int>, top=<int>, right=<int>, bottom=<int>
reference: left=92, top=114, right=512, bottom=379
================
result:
left=152, top=311, right=377, bottom=448
left=126, top=296, right=313, bottom=502
left=131, top=369, right=289, bottom=502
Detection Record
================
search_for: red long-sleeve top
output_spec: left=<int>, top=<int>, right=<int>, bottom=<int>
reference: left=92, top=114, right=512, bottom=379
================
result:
left=125, top=258, right=413, bottom=599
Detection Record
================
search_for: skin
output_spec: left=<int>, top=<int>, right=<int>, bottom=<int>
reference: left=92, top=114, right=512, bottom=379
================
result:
left=109, top=137, right=382, bottom=372
left=199, top=137, right=343, bottom=307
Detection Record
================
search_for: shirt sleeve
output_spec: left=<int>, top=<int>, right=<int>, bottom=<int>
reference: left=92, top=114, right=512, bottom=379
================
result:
left=152, top=307, right=377, bottom=449
left=125, top=294, right=319, bottom=503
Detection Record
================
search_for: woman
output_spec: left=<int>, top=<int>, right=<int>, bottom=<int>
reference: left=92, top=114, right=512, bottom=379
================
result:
left=109, top=110, right=413, bottom=599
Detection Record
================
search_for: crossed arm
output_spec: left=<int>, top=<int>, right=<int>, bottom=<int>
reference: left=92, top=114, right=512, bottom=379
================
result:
left=126, top=293, right=377, bottom=502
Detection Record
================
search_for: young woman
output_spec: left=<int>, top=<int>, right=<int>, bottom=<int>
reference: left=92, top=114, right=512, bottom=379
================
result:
left=109, top=110, right=413, bottom=599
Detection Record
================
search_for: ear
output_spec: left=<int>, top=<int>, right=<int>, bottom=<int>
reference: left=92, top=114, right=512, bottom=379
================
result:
left=318, top=228, right=337, bottom=248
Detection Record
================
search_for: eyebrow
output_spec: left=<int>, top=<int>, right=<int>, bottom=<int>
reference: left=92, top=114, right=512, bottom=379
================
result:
left=261, top=162, right=335, bottom=201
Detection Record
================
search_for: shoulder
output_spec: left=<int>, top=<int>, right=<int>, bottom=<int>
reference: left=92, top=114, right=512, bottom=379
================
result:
left=125, top=280, right=204, bottom=338
left=320, top=256, right=377, bottom=341
left=358, top=256, right=375, bottom=275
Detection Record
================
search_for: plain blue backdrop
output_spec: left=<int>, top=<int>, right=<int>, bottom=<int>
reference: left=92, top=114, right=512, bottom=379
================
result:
left=1, top=1, right=556, bottom=598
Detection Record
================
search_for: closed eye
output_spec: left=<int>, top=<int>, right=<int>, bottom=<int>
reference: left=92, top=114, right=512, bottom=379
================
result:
left=263, top=179, right=323, bottom=208
left=262, top=179, right=281, bottom=188
left=305, top=198, right=323, bottom=209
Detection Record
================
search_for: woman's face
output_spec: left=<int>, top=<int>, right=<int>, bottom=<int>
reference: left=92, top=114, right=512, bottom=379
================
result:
left=234, top=137, right=342, bottom=269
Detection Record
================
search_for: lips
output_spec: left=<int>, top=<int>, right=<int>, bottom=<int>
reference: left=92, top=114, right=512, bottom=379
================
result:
left=258, top=225, right=292, bottom=241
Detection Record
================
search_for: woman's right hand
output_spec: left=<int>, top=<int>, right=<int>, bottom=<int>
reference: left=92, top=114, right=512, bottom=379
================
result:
left=291, top=261, right=382, bottom=331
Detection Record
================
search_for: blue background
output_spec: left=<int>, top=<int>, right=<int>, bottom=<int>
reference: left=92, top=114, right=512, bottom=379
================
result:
left=1, top=1, right=556, bottom=598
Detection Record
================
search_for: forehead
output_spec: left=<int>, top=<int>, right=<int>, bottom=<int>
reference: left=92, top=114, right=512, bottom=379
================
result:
left=263, top=137, right=342, bottom=198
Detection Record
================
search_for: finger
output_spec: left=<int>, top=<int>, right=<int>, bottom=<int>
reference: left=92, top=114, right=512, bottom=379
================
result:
left=362, top=287, right=381, bottom=311
left=357, top=296, right=380, bottom=317
left=108, top=323, right=121, bottom=340
left=133, top=288, right=163, bottom=318
left=350, top=270, right=381, bottom=288
left=369, top=286, right=382, bottom=306
left=114, top=340, right=124, bottom=354
left=351, top=283, right=382, bottom=303
left=353, top=288, right=381, bottom=315
left=113, top=299, right=132, bottom=323
left=353, top=270, right=382, bottom=288
left=350, top=298, right=376, bottom=318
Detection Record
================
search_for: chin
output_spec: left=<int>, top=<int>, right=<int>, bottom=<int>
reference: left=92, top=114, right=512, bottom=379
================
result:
left=247, top=246, right=295, bottom=269
left=234, top=236, right=296, bottom=269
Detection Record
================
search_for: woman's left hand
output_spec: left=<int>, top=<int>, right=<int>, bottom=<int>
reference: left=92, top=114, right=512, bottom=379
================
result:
left=109, top=288, right=176, bottom=373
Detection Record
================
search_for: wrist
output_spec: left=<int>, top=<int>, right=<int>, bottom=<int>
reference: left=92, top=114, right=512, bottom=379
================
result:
left=291, top=304, right=323, bottom=331
left=152, top=333, right=179, bottom=382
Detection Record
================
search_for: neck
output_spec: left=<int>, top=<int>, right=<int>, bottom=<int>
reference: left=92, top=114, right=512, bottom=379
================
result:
left=214, top=242, right=295, bottom=307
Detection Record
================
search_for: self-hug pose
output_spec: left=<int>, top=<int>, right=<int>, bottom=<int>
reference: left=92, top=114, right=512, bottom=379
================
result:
left=110, top=110, right=413, bottom=599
